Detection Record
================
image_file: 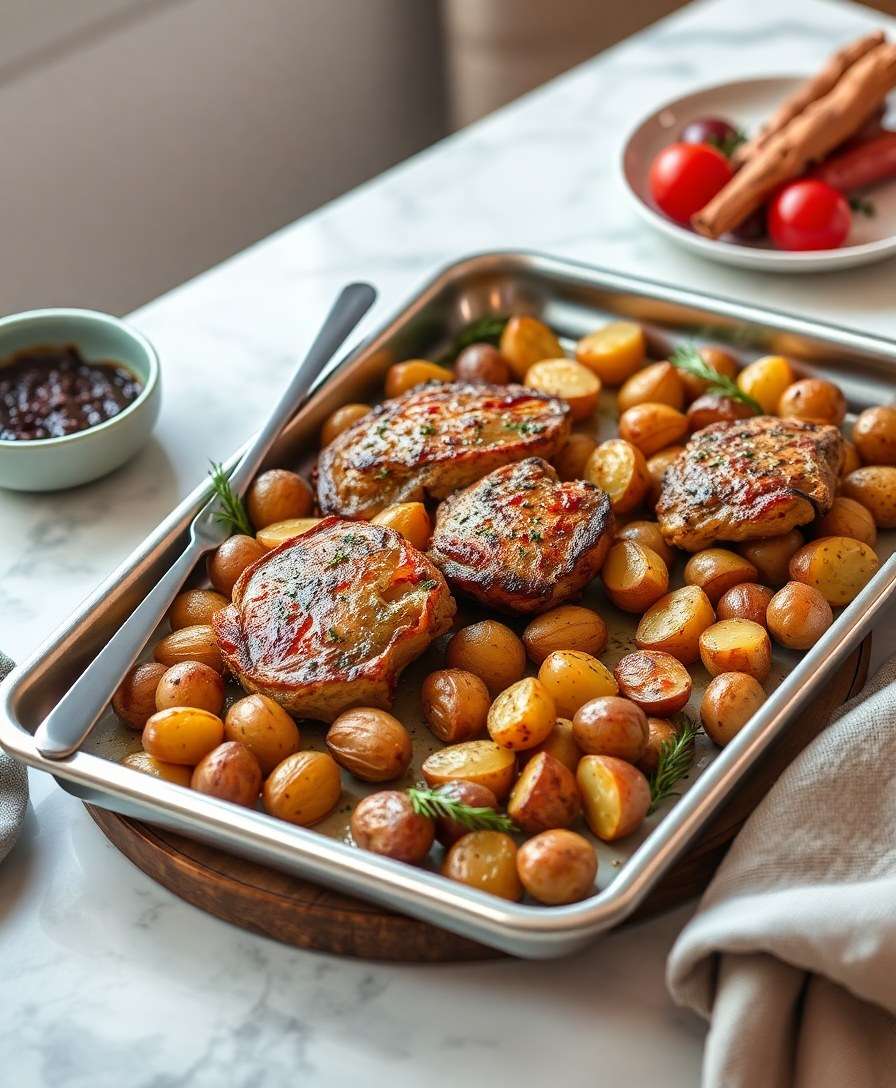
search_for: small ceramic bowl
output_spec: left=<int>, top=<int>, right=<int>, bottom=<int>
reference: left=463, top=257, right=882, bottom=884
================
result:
left=0, top=308, right=160, bottom=491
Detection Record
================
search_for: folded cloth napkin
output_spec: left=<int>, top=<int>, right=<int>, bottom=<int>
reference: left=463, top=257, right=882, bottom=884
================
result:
left=667, top=656, right=896, bottom=1088
left=0, top=653, right=28, bottom=863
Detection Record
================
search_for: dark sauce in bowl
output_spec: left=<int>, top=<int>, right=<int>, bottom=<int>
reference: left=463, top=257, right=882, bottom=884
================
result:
left=0, top=344, right=143, bottom=441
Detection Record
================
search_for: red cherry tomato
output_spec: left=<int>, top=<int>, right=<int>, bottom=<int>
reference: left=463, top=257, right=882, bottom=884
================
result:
left=649, top=143, right=733, bottom=225
left=768, top=180, right=851, bottom=251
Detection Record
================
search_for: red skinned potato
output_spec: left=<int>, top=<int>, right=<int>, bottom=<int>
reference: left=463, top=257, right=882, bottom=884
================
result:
left=572, top=696, right=649, bottom=763
left=613, top=650, right=692, bottom=716
left=577, top=755, right=651, bottom=842
left=507, top=752, right=581, bottom=833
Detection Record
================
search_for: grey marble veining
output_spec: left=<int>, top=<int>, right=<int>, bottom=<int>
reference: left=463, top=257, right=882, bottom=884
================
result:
left=1, top=0, right=895, bottom=1084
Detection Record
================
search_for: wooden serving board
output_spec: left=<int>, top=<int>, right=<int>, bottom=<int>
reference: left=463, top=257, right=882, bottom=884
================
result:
left=87, top=636, right=870, bottom=962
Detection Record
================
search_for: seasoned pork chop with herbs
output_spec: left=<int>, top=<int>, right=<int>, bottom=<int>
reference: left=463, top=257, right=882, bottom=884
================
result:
left=429, top=457, right=615, bottom=614
left=656, top=416, right=844, bottom=552
left=316, top=381, right=571, bottom=519
left=213, top=518, right=456, bottom=722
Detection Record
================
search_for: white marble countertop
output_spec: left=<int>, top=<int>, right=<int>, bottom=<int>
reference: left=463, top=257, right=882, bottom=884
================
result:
left=2, top=0, right=896, bottom=1083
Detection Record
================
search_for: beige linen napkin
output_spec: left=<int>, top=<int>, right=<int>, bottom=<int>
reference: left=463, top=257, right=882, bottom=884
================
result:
left=667, top=657, right=896, bottom=1088
left=0, top=653, right=28, bottom=862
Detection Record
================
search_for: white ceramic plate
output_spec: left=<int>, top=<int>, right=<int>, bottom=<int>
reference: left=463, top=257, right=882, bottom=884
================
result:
left=620, top=76, right=896, bottom=273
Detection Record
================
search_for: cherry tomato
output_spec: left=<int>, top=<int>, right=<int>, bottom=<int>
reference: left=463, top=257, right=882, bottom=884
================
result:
left=768, top=180, right=851, bottom=251
left=649, top=143, right=734, bottom=225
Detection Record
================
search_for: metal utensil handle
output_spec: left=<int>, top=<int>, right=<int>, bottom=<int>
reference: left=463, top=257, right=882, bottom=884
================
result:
left=33, top=282, right=377, bottom=760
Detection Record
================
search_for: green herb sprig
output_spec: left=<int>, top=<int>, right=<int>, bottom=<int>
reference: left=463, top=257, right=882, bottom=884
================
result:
left=707, top=127, right=747, bottom=159
left=408, top=785, right=517, bottom=833
left=208, top=461, right=253, bottom=536
left=849, top=195, right=876, bottom=218
left=439, top=315, right=509, bottom=363
left=648, top=715, right=700, bottom=814
left=670, top=345, right=762, bottom=415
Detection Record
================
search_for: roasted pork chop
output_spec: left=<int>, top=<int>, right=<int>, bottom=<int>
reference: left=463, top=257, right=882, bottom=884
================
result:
left=429, top=457, right=614, bottom=614
left=213, top=518, right=456, bottom=722
left=317, top=381, right=571, bottom=519
left=656, top=416, right=844, bottom=552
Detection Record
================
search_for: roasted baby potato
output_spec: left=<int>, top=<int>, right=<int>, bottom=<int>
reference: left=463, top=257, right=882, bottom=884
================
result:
left=699, top=619, right=772, bottom=681
left=537, top=650, right=618, bottom=718
left=684, top=548, right=759, bottom=605
left=525, top=358, right=600, bottom=420
left=841, top=466, right=896, bottom=529
left=445, top=620, right=527, bottom=696
left=571, top=696, right=648, bottom=762
left=263, top=750, right=342, bottom=826
left=553, top=432, right=597, bottom=481
left=454, top=343, right=511, bottom=385
left=441, top=831, right=522, bottom=901
left=168, top=589, right=229, bottom=630
left=518, top=717, right=582, bottom=773
left=618, top=402, right=688, bottom=458
left=121, top=750, right=193, bottom=786
left=716, top=583, right=773, bottom=627
left=421, top=668, right=491, bottom=743
left=208, top=534, right=266, bottom=596
left=636, top=717, right=681, bottom=776
left=190, top=741, right=262, bottom=807
left=788, top=536, right=880, bottom=606
left=326, top=708, right=413, bottom=782
left=516, top=829, right=597, bottom=905
left=142, top=706, right=225, bottom=765
left=575, top=321, right=645, bottom=385
left=766, top=581, right=833, bottom=650
left=499, top=316, right=563, bottom=380
left=430, top=780, right=499, bottom=847
left=841, top=439, right=862, bottom=478
left=112, top=662, right=167, bottom=729
left=635, top=585, right=716, bottom=664
left=601, top=540, right=669, bottom=613
left=614, top=520, right=675, bottom=567
left=320, top=402, right=370, bottom=446
left=737, top=530, right=804, bottom=587
left=686, top=393, right=752, bottom=432
left=617, top=361, right=685, bottom=413
left=507, top=751, right=581, bottom=832
left=852, top=405, right=896, bottom=466
left=778, top=378, right=846, bottom=425
left=247, top=469, right=313, bottom=530
left=522, top=604, right=608, bottom=665
left=736, top=354, right=794, bottom=414
left=646, top=445, right=685, bottom=508
left=153, top=624, right=225, bottom=674
left=679, top=345, right=739, bottom=401
left=814, top=496, right=877, bottom=547
left=585, top=438, right=650, bottom=514
left=351, top=790, right=435, bottom=863
left=223, top=694, right=301, bottom=775
left=487, top=677, right=556, bottom=750
left=371, top=501, right=432, bottom=550
left=700, top=672, right=766, bottom=747
left=613, top=650, right=692, bottom=716
left=577, top=754, right=651, bottom=842
left=255, top=517, right=323, bottom=549
left=385, top=359, right=453, bottom=397
left=155, top=661, right=225, bottom=715
left=421, top=740, right=517, bottom=800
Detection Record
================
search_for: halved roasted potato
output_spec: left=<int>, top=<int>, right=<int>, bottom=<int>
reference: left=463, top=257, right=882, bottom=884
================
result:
left=698, top=619, right=771, bottom=681
left=684, top=548, right=759, bottom=605
left=635, top=585, right=716, bottom=664
left=613, top=650, right=692, bottom=716
left=788, top=536, right=880, bottom=606
left=601, top=541, right=669, bottom=613
left=585, top=438, right=650, bottom=514
left=421, top=740, right=517, bottom=801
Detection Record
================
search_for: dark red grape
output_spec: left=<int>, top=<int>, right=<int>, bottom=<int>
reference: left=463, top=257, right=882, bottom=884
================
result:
left=680, top=117, right=741, bottom=154
left=729, top=205, right=768, bottom=242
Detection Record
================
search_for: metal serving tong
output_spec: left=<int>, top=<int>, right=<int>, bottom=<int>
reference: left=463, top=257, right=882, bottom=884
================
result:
left=34, top=282, right=377, bottom=759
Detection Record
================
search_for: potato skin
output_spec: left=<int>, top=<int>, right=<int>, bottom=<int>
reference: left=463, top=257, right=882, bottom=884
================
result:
left=153, top=624, right=225, bottom=674
left=601, top=541, right=669, bottom=613
left=351, top=791, right=434, bottom=864
left=575, top=321, right=645, bottom=385
left=618, top=403, right=688, bottom=458
left=700, top=672, right=765, bottom=746
left=487, top=677, right=556, bottom=751
left=841, top=466, right=896, bottom=529
left=169, top=589, right=229, bottom=630
left=681, top=345, right=739, bottom=401
left=421, top=669, right=491, bottom=743
left=537, top=650, right=618, bottom=719
left=455, top=343, right=511, bottom=385
left=699, top=619, right=771, bottom=682
left=155, top=661, right=225, bottom=715
left=223, top=694, right=301, bottom=775
left=553, top=432, right=597, bottom=481
left=613, top=650, right=692, bottom=716
left=617, top=361, right=684, bottom=413
left=522, top=605, right=608, bottom=665
left=371, top=502, right=432, bottom=550
left=737, top=530, right=804, bottom=587
left=385, top=360, right=453, bottom=397
left=778, top=378, right=846, bottom=425
left=263, top=751, right=342, bottom=826
left=814, top=496, right=877, bottom=547
left=614, top=519, right=675, bottom=567
left=247, top=469, right=313, bottom=530
left=441, top=831, right=522, bottom=900
left=737, top=354, right=794, bottom=414
left=788, top=536, right=880, bottom=606
left=190, top=741, right=262, bottom=807
left=766, top=581, right=833, bottom=650
left=507, top=752, right=580, bottom=833
left=445, top=620, right=526, bottom=696
left=852, top=405, right=896, bottom=466
left=430, top=781, right=499, bottom=847
left=716, top=583, right=773, bottom=627
left=499, top=316, right=563, bottom=380
left=421, top=740, right=517, bottom=800
left=142, top=706, right=225, bottom=765
left=577, top=755, right=650, bottom=842
left=636, top=718, right=681, bottom=775
left=684, top=548, right=759, bottom=605
left=635, top=585, right=716, bottom=664
left=516, top=830, right=597, bottom=905
left=645, top=446, right=685, bottom=508
left=320, top=403, right=370, bottom=447
left=326, top=708, right=412, bottom=782
left=518, top=717, right=582, bottom=773
left=841, top=439, right=862, bottom=478
left=572, top=696, right=648, bottom=762
left=686, top=393, right=752, bottom=432
left=112, top=662, right=167, bottom=729
left=208, top=535, right=266, bottom=597
left=121, top=750, right=192, bottom=786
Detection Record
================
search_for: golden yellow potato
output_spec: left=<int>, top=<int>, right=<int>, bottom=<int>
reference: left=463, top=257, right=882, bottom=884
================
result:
left=577, top=754, right=651, bottom=842
left=617, top=361, right=685, bottom=413
left=351, top=791, right=434, bottom=864
left=766, top=581, right=833, bottom=650
left=636, top=718, right=682, bottom=776
left=814, top=496, right=877, bottom=547
left=507, top=751, right=581, bottom=833
left=684, top=548, right=759, bottom=605
left=716, top=583, right=773, bottom=627
left=168, top=589, right=230, bottom=630
left=525, top=358, right=600, bottom=420
left=190, top=741, right=263, bottom=807
left=572, top=696, right=649, bottom=762
left=575, top=321, right=645, bottom=385
left=841, top=466, right=896, bottom=529
left=454, top=343, right=511, bottom=385
left=155, top=661, right=225, bottom=715
left=421, top=740, right=517, bottom=800
left=614, top=520, right=675, bottom=567
left=613, top=649, right=692, bottom=716
left=384, top=359, right=453, bottom=398
left=700, top=672, right=766, bottom=747
left=737, top=530, right=804, bottom=587
left=778, top=378, right=846, bottom=425
left=224, top=694, right=301, bottom=776
left=320, top=402, right=371, bottom=446
left=618, top=403, right=688, bottom=458
left=247, top=469, right=314, bottom=530
left=553, top=432, right=597, bottom=481
left=522, top=605, right=608, bottom=665
left=646, top=445, right=685, bottom=508
left=852, top=405, right=896, bottom=466
left=121, top=750, right=193, bottom=787
left=142, top=706, right=225, bottom=765
left=263, top=751, right=342, bottom=826
left=635, top=585, right=716, bottom=664
left=585, top=438, right=651, bottom=514
left=686, top=393, right=753, bottom=433
left=679, top=345, right=739, bottom=401
left=601, top=540, right=669, bottom=613
left=518, top=717, right=582, bottom=773
left=840, top=439, right=862, bottom=478
left=441, top=831, right=522, bottom=901
left=699, top=619, right=772, bottom=681
left=499, top=315, right=563, bottom=379
left=431, top=781, right=500, bottom=847
left=788, top=536, right=880, bottom=606
left=325, top=708, right=412, bottom=782
left=256, top=517, right=323, bottom=549
left=208, top=534, right=266, bottom=596
left=421, top=668, right=491, bottom=743
left=153, top=624, right=225, bottom=674
left=445, top=620, right=527, bottom=696
left=737, top=355, right=795, bottom=414
left=487, top=677, right=556, bottom=751
left=112, top=662, right=167, bottom=729
left=516, top=829, right=597, bottom=905
left=371, top=501, right=432, bottom=550
left=537, top=650, right=618, bottom=719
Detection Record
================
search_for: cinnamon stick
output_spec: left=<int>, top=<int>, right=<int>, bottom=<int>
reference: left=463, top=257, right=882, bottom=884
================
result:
left=733, top=30, right=886, bottom=165
left=693, top=42, right=896, bottom=239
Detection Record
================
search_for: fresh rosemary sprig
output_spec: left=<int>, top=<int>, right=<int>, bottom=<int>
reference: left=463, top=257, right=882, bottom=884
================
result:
left=648, top=715, right=700, bottom=814
left=670, top=345, right=762, bottom=415
left=849, top=194, right=876, bottom=218
left=442, top=315, right=509, bottom=362
left=208, top=461, right=253, bottom=536
left=408, top=785, right=518, bottom=833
